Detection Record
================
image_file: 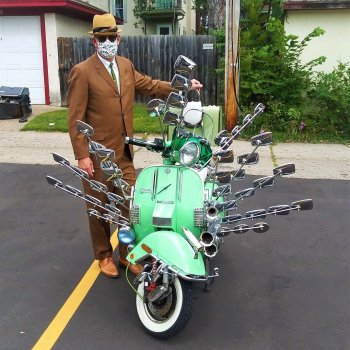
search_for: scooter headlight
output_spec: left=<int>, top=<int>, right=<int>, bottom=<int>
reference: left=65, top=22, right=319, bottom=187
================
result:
left=179, top=141, right=200, bottom=167
left=118, top=226, right=135, bottom=244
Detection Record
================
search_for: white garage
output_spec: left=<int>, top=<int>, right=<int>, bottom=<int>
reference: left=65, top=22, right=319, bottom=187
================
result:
left=0, top=16, right=45, bottom=104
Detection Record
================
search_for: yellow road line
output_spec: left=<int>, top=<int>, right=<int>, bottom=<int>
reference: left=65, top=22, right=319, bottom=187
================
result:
left=32, top=230, right=119, bottom=350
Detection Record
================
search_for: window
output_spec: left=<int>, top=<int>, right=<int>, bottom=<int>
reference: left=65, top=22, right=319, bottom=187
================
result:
left=157, top=24, right=172, bottom=35
left=115, top=0, right=127, bottom=23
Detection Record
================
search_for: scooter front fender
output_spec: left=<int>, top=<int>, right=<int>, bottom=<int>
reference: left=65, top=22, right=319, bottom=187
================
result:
left=127, top=231, right=206, bottom=277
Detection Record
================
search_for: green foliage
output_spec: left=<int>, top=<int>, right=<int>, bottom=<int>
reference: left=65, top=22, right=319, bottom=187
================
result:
left=308, top=63, right=350, bottom=137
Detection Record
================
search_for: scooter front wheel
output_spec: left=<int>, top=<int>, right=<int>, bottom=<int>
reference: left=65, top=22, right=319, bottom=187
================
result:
left=136, top=277, right=193, bottom=338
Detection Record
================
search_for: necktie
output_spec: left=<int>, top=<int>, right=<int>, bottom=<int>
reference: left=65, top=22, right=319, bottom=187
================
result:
left=109, top=62, right=119, bottom=92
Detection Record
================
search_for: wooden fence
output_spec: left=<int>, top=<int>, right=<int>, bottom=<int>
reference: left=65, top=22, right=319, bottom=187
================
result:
left=58, top=35, right=219, bottom=106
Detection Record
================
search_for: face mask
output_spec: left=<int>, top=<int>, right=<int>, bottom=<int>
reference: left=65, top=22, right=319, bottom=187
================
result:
left=97, top=40, right=118, bottom=59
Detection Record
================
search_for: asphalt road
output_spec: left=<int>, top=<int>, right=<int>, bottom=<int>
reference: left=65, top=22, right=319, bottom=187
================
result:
left=0, top=163, right=349, bottom=350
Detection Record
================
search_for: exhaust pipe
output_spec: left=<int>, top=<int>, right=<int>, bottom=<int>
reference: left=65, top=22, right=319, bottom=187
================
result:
left=206, top=206, right=219, bottom=223
left=204, top=243, right=218, bottom=258
left=200, top=231, right=215, bottom=247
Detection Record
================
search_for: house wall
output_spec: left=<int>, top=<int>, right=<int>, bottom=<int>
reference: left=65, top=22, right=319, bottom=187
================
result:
left=45, top=13, right=92, bottom=105
left=118, top=1, right=144, bottom=35
left=85, top=0, right=110, bottom=12
left=284, top=9, right=350, bottom=72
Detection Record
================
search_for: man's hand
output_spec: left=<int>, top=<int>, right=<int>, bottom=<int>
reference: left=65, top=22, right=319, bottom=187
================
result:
left=190, top=79, right=203, bottom=91
left=78, top=157, right=94, bottom=177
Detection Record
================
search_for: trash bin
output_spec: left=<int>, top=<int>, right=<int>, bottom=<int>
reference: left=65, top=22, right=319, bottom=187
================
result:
left=0, top=86, right=32, bottom=122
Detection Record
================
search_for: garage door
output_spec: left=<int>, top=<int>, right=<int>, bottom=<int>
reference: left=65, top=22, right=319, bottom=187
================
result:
left=0, top=16, right=45, bottom=104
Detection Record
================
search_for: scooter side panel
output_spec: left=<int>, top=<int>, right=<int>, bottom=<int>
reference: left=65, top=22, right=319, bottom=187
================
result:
left=127, top=231, right=206, bottom=276
left=132, top=165, right=205, bottom=242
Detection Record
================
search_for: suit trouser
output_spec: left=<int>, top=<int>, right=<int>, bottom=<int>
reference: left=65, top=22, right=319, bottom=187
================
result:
left=82, top=147, right=136, bottom=260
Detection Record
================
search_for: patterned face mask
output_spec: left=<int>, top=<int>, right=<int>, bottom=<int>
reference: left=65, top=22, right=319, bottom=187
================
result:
left=97, top=39, right=118, bottom=59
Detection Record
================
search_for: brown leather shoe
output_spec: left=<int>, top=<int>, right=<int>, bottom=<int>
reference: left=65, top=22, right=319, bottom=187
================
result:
left=118, top=257, right=143, bottom=275
left=98, top=256, right=119, bottom=278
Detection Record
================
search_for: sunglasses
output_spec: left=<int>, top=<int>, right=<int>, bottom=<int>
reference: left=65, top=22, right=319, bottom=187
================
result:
left=97, top=36, right=118, bottom=43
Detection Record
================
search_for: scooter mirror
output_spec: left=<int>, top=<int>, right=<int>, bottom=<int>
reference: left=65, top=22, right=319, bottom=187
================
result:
left=171, top=74, right=191, bottom=92
left=89, top=180, right=108, bottom=193
left=273, top=163, right=295, bottom=176
left=253, top=176, right=275, bottom=188
left=52, top=153, right=70, bottom=166
left=231, top=125, right=241, bottom=138
left=214, top=130, right=228, bottom=146
left=213, top=150, right=234, bottom=163
left=89, top=141, right=106, bottom=155
left=147, top=99, right=166, bottom=117
left=163, top=111, right=183, bottom=126
left=254, top=103, right=265, bottom=115
left=237, top=152, right=259, bottom=165
left=233, top=224, right=250, bottom=234
left=214, top=171, right=232, bottom=184
left=232, top=169, right=245, bottom=180
left=268, top=205, right=291, bottom=215
left=212, top=184, right=231, bottom=198
left=174, top=55, right=197, bottom=77
left=222, top=214, right=242, bottom=224
left=87, top=208, right=100, bottom=217
left=107, top=192, right=125, bottom=205
left=216, top=200, right=237, bottom=211
left=76, top=120, right=94, bottom=137
left=291, top=199, right=313, bottom=211
left=105, top=203, right=121, bottom=215
left=166, top=92, right=187, bottom=109
left=85, top=194, right=102, bottom=207
left=245, top=209, right=267, bottom=219
left=95, top=148, right=115, bottom=161
left=65, top=185, right=83, bottom=197
left=243, top=114, right=253, bottom=125
left=251, top=132, right=273, bottom=146
left=71, top=166, right=89, bottom=180
left=46, top=175, right=64, bottom=188
left=253, top=222, right=269, bottom=233
left=234, top=187, right=255, bottom=200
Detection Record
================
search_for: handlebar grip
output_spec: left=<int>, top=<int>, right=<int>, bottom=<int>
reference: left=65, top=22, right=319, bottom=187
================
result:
left=125, top=137, right=165, bottom=151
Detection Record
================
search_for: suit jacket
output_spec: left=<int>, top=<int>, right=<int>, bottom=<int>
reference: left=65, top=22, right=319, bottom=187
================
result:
left=67, top=53, right=173, bottom=166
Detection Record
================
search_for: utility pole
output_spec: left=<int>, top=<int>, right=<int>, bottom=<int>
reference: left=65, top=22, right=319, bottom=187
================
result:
left=225, top=0, right=240, bottom=131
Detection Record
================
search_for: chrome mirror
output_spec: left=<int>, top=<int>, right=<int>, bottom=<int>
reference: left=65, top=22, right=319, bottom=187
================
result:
left=231, top=169, right=245, bottom=180
left=234, top=187, right=255, bottom=200
left=231, top=125, right=241, bottom=139
left=52, top=153, right=70, bottom=166
left=213, top=149, right=234, bottom=163
left=251, top=132, right=273, bottom=146
left=65, top=185, right=83, bottom=197
left=214, top=130, right=228, bottom=146
left=243, top=114, right=253, bottom=125
left=254, top=103, right=265, bottom=115
left=46, top=176, right=64, bottom=188
left=245, top=209, right=267, bottom=219
left=71, top=166, right=89, bottom=180
left=233, top=224, right=250, bottom=234
left=94, top=148, right=115, bottom=161
left=222, top=214, right=242, bottom=224
left=171, top=74, right=191, bottom=92
left=105, top=203, right=121, bottom=215
left=147, top=99, right=166, bottom=117
left=76, top=120, right=94, bottom=137
left=212, top=184, right=231, bottom=198
left=85, top=194, right=102, bottom=207
left=166, top=92, right=187, bottom=109
left=107, top=192, right=125, bottom=205
left=291, top=199, right=313, bottom=211
left=89, top=141, right=106, bottom=155
left=89, top=180, right=108, bottom=193
left=273, top=163, right=295, bottom=176
left=237, top=152, right=259, bottom=165
left=163, top=111, right=183, bottom=126
left=268, top=205, right=291, bottom=215
left=174, top=55, right=197, bottom=77
left=253, top=176, right=274, bottom=188
left=252, top=222, right=269, bottom=233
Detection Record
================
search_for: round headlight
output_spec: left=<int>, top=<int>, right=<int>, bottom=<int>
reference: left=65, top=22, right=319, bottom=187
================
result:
left=118, top=226, right=135, bottom=245
left=179, top=141, right=200, bottom=167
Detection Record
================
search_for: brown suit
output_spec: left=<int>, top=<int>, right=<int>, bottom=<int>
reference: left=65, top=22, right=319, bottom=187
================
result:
left=67, top=53, right=173, bottom=259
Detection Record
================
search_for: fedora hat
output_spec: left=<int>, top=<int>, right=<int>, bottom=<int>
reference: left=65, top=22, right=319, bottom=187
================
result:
left=88, top=14, right=122, bottom=36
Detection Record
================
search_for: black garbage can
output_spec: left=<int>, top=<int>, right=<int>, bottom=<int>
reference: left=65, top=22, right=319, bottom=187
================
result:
left=0, top=86, right=32, bottom=122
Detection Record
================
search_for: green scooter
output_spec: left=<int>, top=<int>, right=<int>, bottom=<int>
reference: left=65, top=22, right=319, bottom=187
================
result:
left=47, top=55, right=313, bottom=339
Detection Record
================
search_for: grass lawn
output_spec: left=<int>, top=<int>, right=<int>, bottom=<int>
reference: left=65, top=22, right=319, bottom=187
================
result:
left=21, top=104, right=161, bottom=134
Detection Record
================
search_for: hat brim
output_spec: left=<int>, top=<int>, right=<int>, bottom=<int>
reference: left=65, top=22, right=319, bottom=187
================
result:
left=88, top=28, right=122, bottom=36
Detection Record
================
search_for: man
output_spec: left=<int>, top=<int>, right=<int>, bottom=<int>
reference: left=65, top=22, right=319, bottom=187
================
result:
left=67, top=14, right=202, bottom=279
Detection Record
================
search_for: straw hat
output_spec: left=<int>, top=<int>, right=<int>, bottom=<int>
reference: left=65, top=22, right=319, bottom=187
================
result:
left=88, top=14, right=122, bottom=36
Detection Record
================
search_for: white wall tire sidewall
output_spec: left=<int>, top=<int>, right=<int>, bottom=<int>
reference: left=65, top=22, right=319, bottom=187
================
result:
left=136, top=277, right=184, bottom=334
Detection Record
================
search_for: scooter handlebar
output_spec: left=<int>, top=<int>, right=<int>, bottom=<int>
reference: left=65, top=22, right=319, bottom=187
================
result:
left=125, top=136, right=165, bottom=152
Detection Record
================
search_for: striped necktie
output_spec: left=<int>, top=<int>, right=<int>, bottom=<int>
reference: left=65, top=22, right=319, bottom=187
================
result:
left=109, top=62, right=119, bottom=92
